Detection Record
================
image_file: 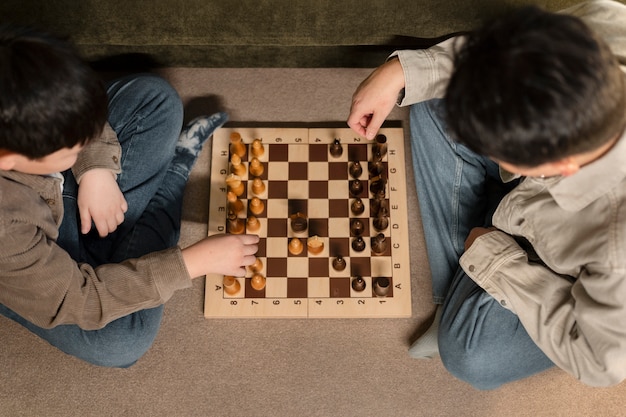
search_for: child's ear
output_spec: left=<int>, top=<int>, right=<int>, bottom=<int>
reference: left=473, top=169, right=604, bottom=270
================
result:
left=0, top=150, right=18, bottom=171
left=553, top=157, right=580, bottom=177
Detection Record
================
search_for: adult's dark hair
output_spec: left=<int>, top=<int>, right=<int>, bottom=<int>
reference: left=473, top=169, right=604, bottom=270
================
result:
left=0, top=25, right=107, bottom=159
left=444, top=6, right=626, bottom=167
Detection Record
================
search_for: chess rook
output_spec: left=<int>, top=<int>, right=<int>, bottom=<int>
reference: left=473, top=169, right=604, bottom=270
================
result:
left=223, top=276, right=241, bottom=295
left=373, top=277, right=391, bottom=296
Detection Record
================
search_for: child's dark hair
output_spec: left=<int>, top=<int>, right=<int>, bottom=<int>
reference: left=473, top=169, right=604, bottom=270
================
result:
left=444, top=6, right=626, bottom=167
left=0, top=25, right=108, bottom=159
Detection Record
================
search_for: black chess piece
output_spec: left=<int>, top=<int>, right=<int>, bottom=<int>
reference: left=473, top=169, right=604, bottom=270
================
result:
left=332, top=255, right=347, bottom=271
left=371, top=134, right=388, bottom=162
left=350, top=218, right=365, bottom=236
left=351, top=276, right=367, bottom=292
left=350, top=198, right=365, bottom=215
left=349, top=161, right=363, bottom=178
left=370, top=233, right=387, bottom=254
left=369, top=177, right=386, bottom=195
left=329, top=138, right=343, bottom=157
left=349, top=179, right=363, bottom=197
left=351, top=236, right=366, bottom=252
left=290, top=212, right=308, bottom=232
left=373, top=214, right=389, bottom=231
left=373, top=277, right=391, bottom=296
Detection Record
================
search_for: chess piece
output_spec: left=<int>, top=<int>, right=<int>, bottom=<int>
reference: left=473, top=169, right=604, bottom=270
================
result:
left=229, top=132, right=246, bottom=158
left=371, top=233, right=387, bottom=255
left=225, top=174, right=245, bottom=196
left=329, top=138, right=343, bottom=157
left=368, top=161, right=384, bottom=178
left=373, top=277, right=391, bottom=296
left=290, top=212, right=308, bottom=232
left=370, top=196, right=387, bottom=218
left=307, top=235, right=324, bottom=255
left=351, top=236, right=366, bottom=252
left=350, top=198, right=365, bottom=216
left=251, top=177, right=266, bottom=195
left=250, top=273, right=266, bottom=291
left=248, top=196, right=265, bottom=215
left=369, top=177, right=386, bottom=195
left=230, top=153, right=247, bottom=176
left=351, top=276, right=367, bottom=292
left=349, top=161, right=363, bottom=178
left=371, top=134, right=388, bottom=161
left=350, top=218, right=364, bottom=236
left=227, top=191, right=244, bottom=215
left=223, top=276, right=241, bottom=295
left=249, top=157, right=264, bottom=177
left=332, top=255, right=347, bottom=271
left=246, top=215, right=261, bottom=232
left=349, top=179, right=363, bottom=197
left=227, top=211, right=245, bottom=234
left=251, top=138, right=265, bottom=157
left=249, top=257, right=263, bottom=273
left=288, top=237, right=304, bottom=255
left=373, top=212, right=389, bottom=231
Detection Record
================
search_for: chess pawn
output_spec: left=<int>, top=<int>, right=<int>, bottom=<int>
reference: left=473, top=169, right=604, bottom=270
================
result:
left=350, top=218, right=365, bottom=236
left=249, top=157, right=264, bottom=177
left=223, top=276, right=241, bottom=295
left=227, top=211, right=245, bottom=234
left=351, top=276, right=367, bottom=292
left=329, top=138, right=343, bottom=158
left=251, top=138, right=265, bottom=157
left=332, top=255, right=346, bottom=272
left=250, top=273, right=266, bottom=291
left=248, top=196, right=265, bottom=215
left=370, top=233, right=387, bottom=255
left=288, top=237, right=304, bottom=255
left=229, top=132, right=247, bottom=158
left=373, top=277, right=391, bottom=296
left=249, top=257, right=263, bottom=273
left=307, top=235, right=324, bottom=255
left=225, top=174, right=245, bottom=196
left=350, top=198, right=365, bottom=216
left=349, top=179, right=363, bottom=197
left=227, top=191, right=244, bottom=215
left=349, top=161, right=363, bottom=179
left=251, top=177, right=266, bottom=195
left=351, top=236, right=366, bottom=252
left=290, top=212, right=308, bottom=233
left=246, top=215, right=261, bottom=232
left=230, top=153, right=247, bottom=176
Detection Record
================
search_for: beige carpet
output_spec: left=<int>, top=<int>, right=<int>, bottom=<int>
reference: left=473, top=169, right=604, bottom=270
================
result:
left=1, top=68, right=625, bottom=417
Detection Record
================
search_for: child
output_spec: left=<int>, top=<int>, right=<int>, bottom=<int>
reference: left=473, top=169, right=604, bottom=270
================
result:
left=348, top=0, right=626, bottom=389
left=0, top=25, right=259, bottom=367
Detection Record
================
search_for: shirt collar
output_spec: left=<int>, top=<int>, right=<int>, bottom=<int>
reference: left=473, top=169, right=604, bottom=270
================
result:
left=548, top=129, right=626, bottom=212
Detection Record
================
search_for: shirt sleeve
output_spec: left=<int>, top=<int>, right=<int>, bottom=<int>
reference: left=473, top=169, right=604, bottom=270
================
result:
left=460, top=231, right=626, bottom=387
left=389, top=36, right=461, bottom=106
left=71, top=122, right=122, bottom=183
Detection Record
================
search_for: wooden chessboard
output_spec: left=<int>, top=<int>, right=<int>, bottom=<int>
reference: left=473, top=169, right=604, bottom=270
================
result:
left=204, top=124, right=411, bottom=318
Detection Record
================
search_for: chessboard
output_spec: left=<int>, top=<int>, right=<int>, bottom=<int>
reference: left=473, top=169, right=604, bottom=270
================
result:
left=204, top=124, right=411, bottom=318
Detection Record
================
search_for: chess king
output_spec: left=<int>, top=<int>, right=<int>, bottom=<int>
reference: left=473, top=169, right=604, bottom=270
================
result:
left=348, top=1, right=626, bottom=389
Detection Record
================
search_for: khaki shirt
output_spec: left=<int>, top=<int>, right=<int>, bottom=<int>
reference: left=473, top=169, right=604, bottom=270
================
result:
left=395, top=0, right=626, bottom=386
left=0, top=123, right=191, bottom=330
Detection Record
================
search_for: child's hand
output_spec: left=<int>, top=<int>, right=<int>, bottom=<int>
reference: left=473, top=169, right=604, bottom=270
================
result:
left=77, top=168, right=128, bottom=237
left=182, top=234, right=260, bottom=278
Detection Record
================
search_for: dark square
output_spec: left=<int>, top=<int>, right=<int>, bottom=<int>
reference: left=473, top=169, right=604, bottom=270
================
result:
left=245, top=278, right=265, bottom=298
left=289, top=162, right=308, bottom=180
left=266, top=258, right=287, bottom=277
left=268, top=181, right=288, bottom=199
left=269, top=144, right=289, bottom=161
left=328, top=162, right=348, bottom=180
left=309, top=144, right=329, bottom=162
left=309, top=258, right=329, bottom=277
left=287, top=278, right=308, bottom=298
left=309, top=181, right=328, bottom=199
left=308, top=218, right=329, bottom=237
left=330, top=278, right=351, bottom=298
left=328, top=238, right=350, bottom=258
left=347, top=143, right=368, bottom=161
left=328, top=199, right=348, bottom=217
left=256, top=238, right=267, bottom=257
left=350, top=257, right=371, bottom=277
left=267, top=219, right=287, bottom=237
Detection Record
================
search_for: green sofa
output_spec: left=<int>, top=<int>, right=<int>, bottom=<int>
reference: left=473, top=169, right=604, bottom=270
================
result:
left=1, top=0, right=621, bottom=68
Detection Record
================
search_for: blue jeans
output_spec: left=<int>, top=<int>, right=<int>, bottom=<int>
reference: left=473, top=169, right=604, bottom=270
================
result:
left=410, top=99, right=554, bottom=389
left=0, top=74, right=184, bottom=367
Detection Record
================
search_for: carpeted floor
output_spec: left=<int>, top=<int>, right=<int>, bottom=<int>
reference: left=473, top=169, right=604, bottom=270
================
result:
left=1, top=68, right=625, bottom=417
